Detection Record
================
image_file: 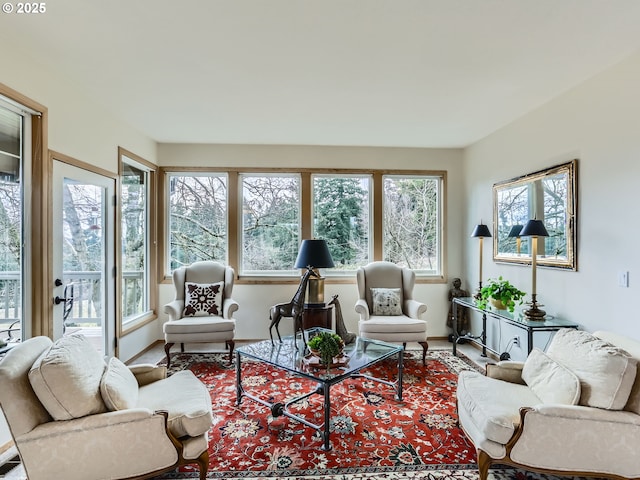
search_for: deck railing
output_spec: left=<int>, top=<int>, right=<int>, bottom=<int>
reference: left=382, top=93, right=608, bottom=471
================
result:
left=0, top=270, right=144, bottom=340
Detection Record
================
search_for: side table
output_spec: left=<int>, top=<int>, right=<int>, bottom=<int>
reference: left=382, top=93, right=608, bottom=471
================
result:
left=302, top=304, right=333, bottom=330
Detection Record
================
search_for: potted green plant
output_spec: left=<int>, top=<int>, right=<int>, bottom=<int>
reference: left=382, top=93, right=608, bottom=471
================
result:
left=307, top=331, right=344, bottom=367
left=477, top=276, right=526, bottom=312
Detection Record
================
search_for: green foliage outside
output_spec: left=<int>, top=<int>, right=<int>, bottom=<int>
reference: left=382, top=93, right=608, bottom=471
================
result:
left=313, top=177, right=368, bottom=269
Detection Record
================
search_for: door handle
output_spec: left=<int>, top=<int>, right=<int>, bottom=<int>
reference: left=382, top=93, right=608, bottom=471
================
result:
left=53, top=296, right=68, bottom=305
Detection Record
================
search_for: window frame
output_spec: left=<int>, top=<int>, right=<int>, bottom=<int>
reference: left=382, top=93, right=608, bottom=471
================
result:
left=117, top=148, right=157, bottom=336
left=159, top=167, right=446, bottom=284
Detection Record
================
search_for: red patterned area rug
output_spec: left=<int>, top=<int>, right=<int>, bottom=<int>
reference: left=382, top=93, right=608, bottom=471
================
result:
left=153, top=350, right=592, bottom=480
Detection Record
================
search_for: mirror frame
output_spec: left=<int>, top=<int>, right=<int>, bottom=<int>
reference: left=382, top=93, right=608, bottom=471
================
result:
left=492, top=159, right=578, bottom=270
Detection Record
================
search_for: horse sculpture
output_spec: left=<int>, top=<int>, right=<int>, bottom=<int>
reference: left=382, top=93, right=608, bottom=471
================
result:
left=328, top=294, right=356, bottom=344
left=269, top=266, right=318, bottom=344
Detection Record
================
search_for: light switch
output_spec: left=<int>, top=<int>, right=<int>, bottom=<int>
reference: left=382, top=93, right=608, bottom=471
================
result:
left=618, top=271, right=629, bottom=288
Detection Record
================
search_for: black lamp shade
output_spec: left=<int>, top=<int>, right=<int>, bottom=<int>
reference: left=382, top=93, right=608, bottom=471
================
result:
left=520, top=219, right=549, bottom=237
left=471, top=224, right=491, bottom=238
left=294, top=239, right=335, bottom=269
left=508, top=224, right=524, bottom=237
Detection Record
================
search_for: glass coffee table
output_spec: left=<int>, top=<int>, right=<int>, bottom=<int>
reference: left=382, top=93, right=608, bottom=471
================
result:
left=235, top=327, right=404, bottom=450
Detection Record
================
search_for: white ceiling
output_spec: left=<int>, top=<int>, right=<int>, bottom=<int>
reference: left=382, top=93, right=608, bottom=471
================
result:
left=3, top=0, right=640, bottom=148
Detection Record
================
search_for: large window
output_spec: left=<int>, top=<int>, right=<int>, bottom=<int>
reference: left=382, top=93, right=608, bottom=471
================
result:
left=312, top=174, right=371, bottom=271
left=120, top=152, right=154, bottom=325
left=162, top=169, right=445, bottom=281
left=0, top=99, right=32, bottom=343
left=168, top=174, right=228, bottom=270
left=383, top=175, right=441, bottom=274
left=241, top=174, right=300, bottom=274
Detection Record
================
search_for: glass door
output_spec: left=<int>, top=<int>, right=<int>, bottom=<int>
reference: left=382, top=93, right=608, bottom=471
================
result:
left=52, top=160, right=116, bottom=356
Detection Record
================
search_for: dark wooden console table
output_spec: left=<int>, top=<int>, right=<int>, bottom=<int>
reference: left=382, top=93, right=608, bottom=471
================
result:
left=452, top=296, right=579, bottom=357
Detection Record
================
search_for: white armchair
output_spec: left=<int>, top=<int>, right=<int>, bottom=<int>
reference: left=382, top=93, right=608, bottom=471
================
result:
left=457, top=329, right=640, bottom=480
left=354, top=261, right=428, bottom=364
left=164, top=261, right=239, bottom=367
left=0, top=335, right=212, bottom=480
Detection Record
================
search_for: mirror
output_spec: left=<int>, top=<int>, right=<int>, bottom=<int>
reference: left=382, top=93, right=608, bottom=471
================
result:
left=493, top=160, right=577, bottom=270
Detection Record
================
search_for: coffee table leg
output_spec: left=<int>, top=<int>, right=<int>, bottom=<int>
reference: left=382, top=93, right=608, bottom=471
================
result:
left=322, top=383, right=331, bottom=451
left=397, top=349, right=404, bottom=401
left=235, top=351, right=243, bottom=405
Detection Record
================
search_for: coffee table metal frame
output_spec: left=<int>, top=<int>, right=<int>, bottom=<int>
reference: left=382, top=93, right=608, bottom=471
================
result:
left=235, top=327, right=404, bottom=451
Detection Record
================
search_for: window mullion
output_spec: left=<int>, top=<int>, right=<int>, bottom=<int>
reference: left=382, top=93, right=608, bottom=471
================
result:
left=373, top=172, right=383, bottom=261
left=227, top=171, right=239, bottom=274
left=300, top=172, right=312, bottom=240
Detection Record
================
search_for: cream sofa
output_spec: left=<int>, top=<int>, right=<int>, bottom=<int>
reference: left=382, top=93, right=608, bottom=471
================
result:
left=457, top=329, right=640, bottom=480
left=0, top=335, right=213, bottom=480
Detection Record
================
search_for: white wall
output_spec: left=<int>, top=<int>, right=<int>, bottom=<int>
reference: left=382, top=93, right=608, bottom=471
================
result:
left=1, top=44, right=159, bottom=446
left=158, top=144, right=465, bottom=341
left=463, top=51, right=640, bottom=360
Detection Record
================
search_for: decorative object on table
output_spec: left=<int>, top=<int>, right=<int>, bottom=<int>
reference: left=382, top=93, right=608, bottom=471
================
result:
left=307, top=330, right=345, bottom=367
left=520, top=218, right=549, bottom=319
left=293, top=238, right=335, bottom=306
left=471, top=222, right=491, bottom=299
left=447, top=277, right=470, bottom=341
left=268, top=266, right=318, bottom=344
left=328, top=294, right=356, bottom=344
left=507, top=224, right=523, bottom=255
left=476, top=276, right=526, bottom=313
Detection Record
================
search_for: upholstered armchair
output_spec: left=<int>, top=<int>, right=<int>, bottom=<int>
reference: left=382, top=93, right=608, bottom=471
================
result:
left=163, top=261, right=239, bottom=367
left=354, top=261, right=428, bottom=364
left=457, top=329, right=640, bottom=480
left=0, top=335, right=212, bottom=480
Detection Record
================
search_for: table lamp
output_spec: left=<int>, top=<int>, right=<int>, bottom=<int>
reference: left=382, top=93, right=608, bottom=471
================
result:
left=471, top=223, right=491, bottom=299
left=508, top=224, right=523, bottom=255
left=520, top=219, right=549, bottom=319
left=294, top=239, right=335, bottom=306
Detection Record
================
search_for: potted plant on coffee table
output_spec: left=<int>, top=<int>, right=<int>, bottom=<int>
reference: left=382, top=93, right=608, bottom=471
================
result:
left=477, top=276, right=526, bottom=313
left=307, top=331, right=344, bottom=368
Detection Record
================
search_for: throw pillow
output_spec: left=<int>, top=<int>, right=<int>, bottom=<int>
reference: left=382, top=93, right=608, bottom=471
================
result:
left=28, top=334, right=107, bottom=421
left=183, top=281, right=223, bottom=317
left=546, top=329, right=637, bottom=410
left=371, top=287, right=403, bottom=316
left=522, top=348, right=581, bottom=405
left=100, top=357, right=139, bottom=411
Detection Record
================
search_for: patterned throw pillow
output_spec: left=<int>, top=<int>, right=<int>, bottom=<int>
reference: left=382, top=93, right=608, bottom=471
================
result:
left=184, top=281, right=223, bottom=317
left=371, top=287, right=403, bottom=316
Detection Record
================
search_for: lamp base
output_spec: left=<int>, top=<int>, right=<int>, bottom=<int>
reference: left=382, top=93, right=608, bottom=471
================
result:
left=307, top=276, right=325, bottom=305
left=473, top=281, right=483, bottom=301
left=524, top=294, right=546, bottom=320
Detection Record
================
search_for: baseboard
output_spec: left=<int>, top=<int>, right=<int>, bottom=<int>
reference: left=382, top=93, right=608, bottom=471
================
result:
left=0, top=440, right=15, bottom=457
left=0, top=442, right=18, bottom=474
left=465, top=340, right=499, bottom=361
left=125, top=339, right=164, bottom=365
